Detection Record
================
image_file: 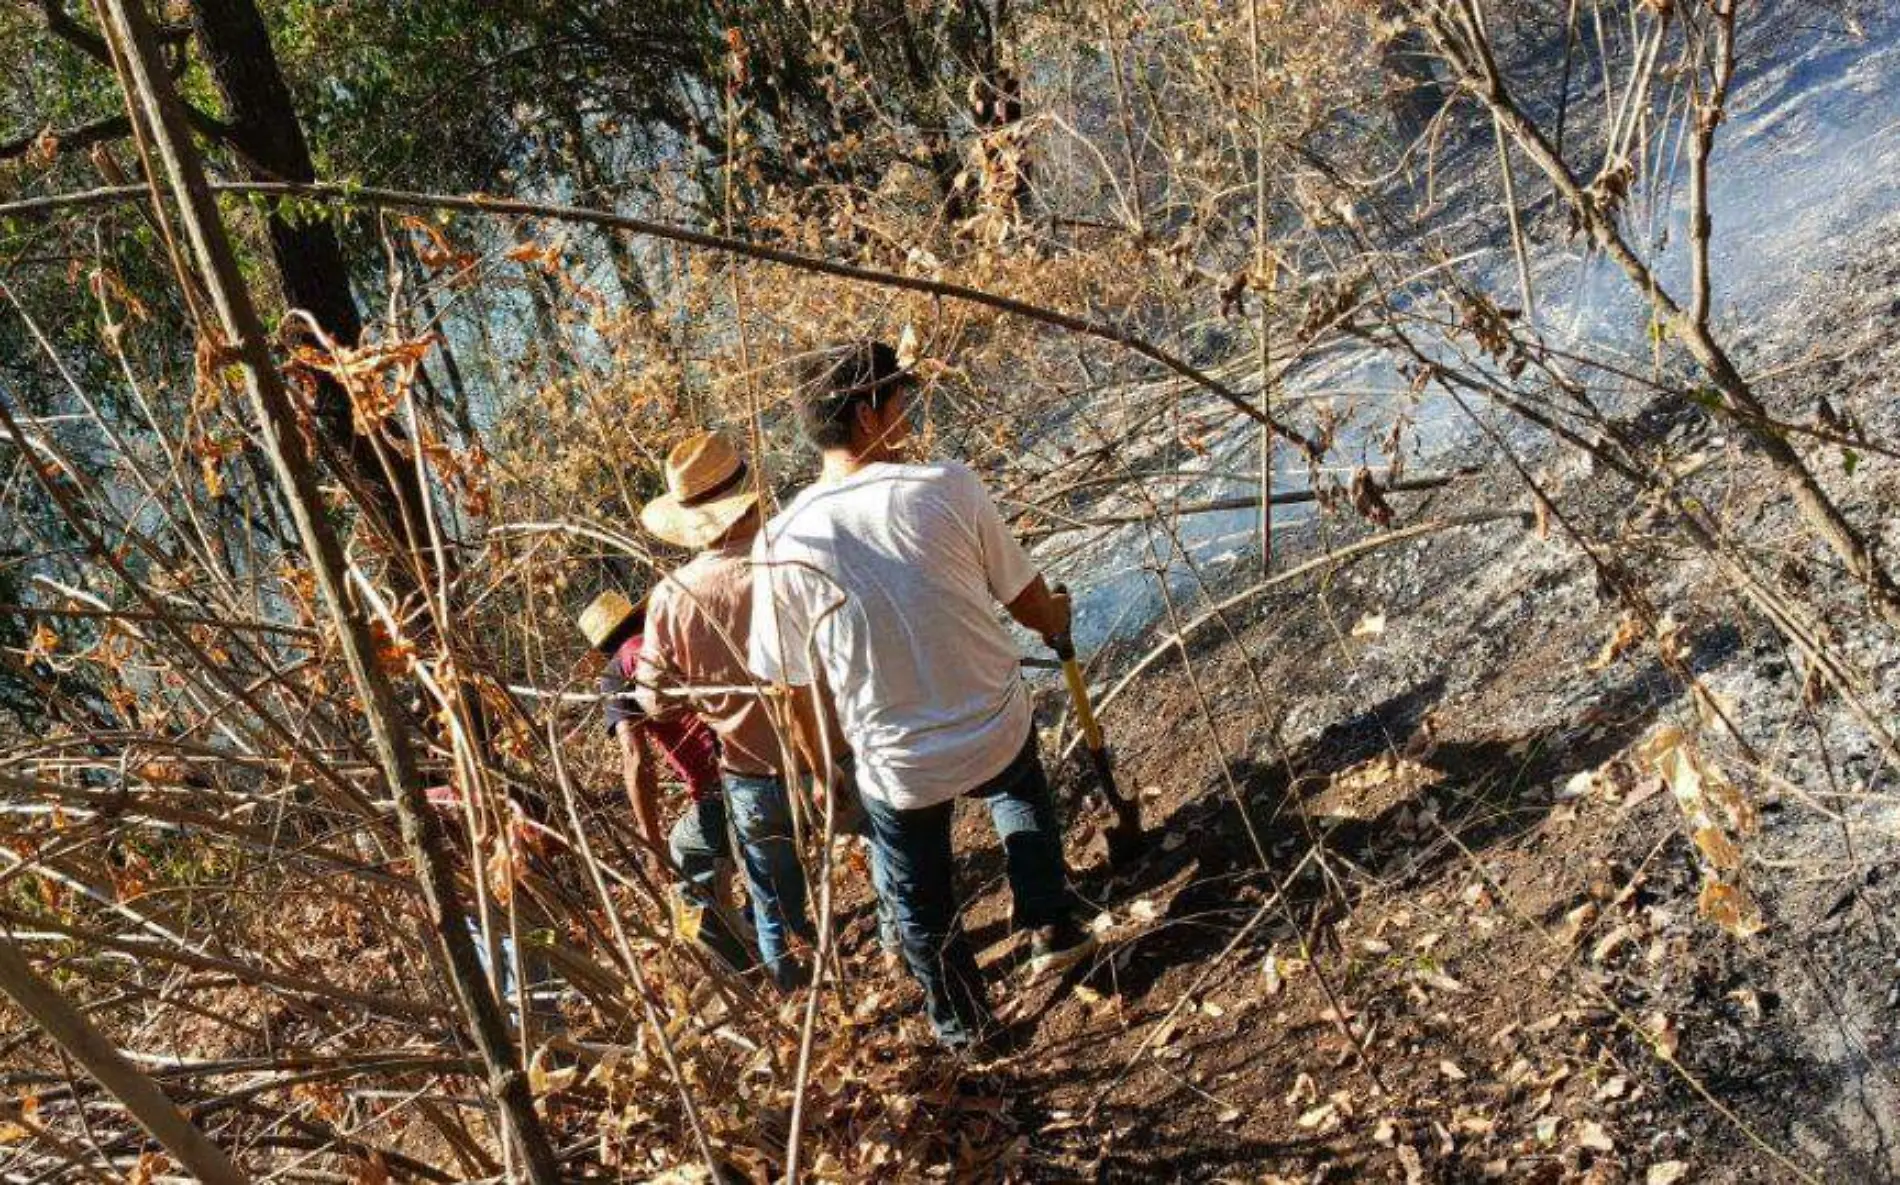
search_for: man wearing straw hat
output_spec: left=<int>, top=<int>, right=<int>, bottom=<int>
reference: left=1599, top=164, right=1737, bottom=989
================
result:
left=577, top=588, right=753, bottom=979
left=631, top=431, right=823, bottom=991
left=749, top=340, right=1097, bottom=1052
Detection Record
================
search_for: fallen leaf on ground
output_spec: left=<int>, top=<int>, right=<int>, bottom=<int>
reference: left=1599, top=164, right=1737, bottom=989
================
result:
left=1262, top=953, right=1284, bottom=996
left=1559, top=770, right=1597, bottom=800
left=1285, top=1072, right=1318, bottom=1106
left=1588, top=611, right=1643, bottom=671
left=1592, top=923, right=1641, bottom=964
left=1699, top=880, right=1766, bottom=937
left=1296, top=1102, right=1338, bottom=1130
left=527, top=1045, right=577, bottom=1096
left=1648, top=1012, right=1681, bottom=1060
left=1577, top=1120, right=1615, bottom=1153
left=1647, top=1162, right=1689, bottom=1185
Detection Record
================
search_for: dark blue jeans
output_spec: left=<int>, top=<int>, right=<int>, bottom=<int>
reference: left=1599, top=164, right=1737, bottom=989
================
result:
left=720, top=771, right=818, bottom=980
left=667, top=796, right=753, bottom=974
left=675, top=777, right=893, bottom=984
left=859, top=731, right=1072, bottom=1046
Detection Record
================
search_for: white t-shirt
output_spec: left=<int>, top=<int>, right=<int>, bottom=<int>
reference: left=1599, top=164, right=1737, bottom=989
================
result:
left=748, top=460, right=1041, bottom=810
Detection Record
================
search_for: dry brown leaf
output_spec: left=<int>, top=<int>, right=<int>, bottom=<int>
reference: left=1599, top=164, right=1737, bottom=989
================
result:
left=1285, top=1072, right=1318, bottom=1107
left=1577, top=1121, right=1615, bottom=1153
left=1698, top=881, right=1766, bottom=937
left=126, top=1154, right=167, bottom=1185
left=1592, top=924, right=1640, bottom=964
left=1559, top=902, right=1600, bottom=946
left=528, top=1044, right=578, bottom=1097
left=1559, top=770, right=1598, bottom=801
left=1692, top=826, right=1743, bottom=871
left=1648, top=1012, right=1681, bottom=1060
left=1296, top=1102, right=1338, bottom=1130
left=1588, top=611, right=1643, bottom=671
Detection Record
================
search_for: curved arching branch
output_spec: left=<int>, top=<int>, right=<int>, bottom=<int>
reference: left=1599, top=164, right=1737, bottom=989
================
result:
left=0, top=178, right=1323, bottom=458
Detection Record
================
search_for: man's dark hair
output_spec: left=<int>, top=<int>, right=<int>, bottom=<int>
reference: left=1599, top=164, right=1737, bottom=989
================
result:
left=795, top=340, right=912, bottom=450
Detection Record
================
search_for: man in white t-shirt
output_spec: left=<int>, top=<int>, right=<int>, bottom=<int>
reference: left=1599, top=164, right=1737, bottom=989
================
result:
left=749, top=340, right=1097, bottom=1050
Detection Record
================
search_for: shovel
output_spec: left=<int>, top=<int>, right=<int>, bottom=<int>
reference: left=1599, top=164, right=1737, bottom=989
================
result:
left=1048, top=623, right=1149, bottom=870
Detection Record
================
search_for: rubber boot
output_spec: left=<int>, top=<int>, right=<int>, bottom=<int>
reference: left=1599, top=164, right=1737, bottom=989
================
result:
left=670, top=884, right=754, bottom=976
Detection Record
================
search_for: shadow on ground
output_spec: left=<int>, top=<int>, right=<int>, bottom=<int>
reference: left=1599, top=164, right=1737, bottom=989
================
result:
left=971, top=623, right=1743, bottom=1047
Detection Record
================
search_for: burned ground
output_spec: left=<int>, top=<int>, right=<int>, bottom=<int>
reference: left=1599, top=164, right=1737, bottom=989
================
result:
left=831, top=214, right=1900, bottom=1181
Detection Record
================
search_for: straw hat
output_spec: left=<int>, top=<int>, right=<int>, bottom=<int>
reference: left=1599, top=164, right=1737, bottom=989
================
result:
left=639, top=432, right=760, bottom=549
left=578, top=589, right=642, bottom=651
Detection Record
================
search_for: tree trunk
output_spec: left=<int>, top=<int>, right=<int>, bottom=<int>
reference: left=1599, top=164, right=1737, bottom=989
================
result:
left=558, top=103, right=656, bottom=314
left=101, top=2, right=565, bottom=1177
left=188, top=0, right=429, bottom=550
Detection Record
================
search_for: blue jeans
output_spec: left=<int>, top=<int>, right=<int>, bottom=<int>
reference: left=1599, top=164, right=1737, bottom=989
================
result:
left=667, top=796, right=754, bottom=974
left=466, top=922, right=553, bottom=1004
left=718, top=772, right=818, bottom=981
left=859, top=731, right=1072, bottom=1046
left=832, top=758, right=903, bottom=957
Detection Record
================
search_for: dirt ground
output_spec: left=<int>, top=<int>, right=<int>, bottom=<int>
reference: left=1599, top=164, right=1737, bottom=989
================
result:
left=829, top=208, right=1900, bottom=1183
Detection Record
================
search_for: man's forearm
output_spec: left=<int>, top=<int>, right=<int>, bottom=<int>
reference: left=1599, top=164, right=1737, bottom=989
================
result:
left=619, top=726, right=666, bottom=861
left=1005, top=574, right=1072, bottom=643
